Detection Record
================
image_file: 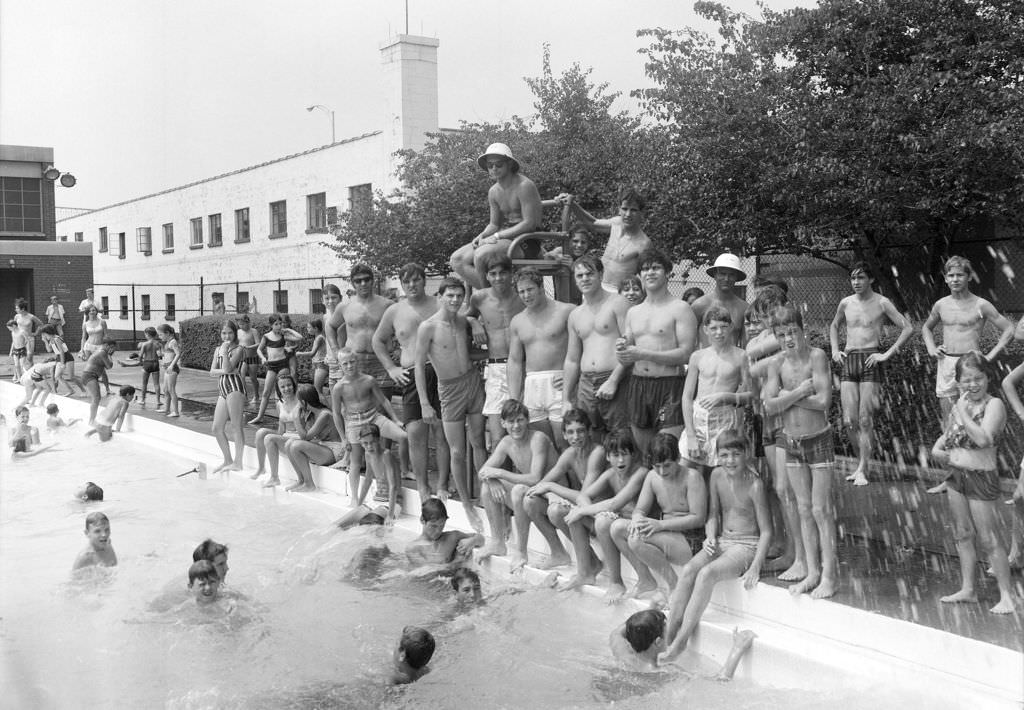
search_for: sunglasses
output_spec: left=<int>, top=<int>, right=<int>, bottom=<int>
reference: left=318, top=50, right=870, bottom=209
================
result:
left=352, top=277, right=373, bottom=285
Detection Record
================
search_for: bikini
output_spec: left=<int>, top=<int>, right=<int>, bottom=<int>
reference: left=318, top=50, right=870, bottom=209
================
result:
left=264, top=333, right=289, bottom=373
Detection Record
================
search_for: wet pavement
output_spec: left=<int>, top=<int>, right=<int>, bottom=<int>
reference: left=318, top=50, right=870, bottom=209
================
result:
left=4, top=354, right=1022, bottom=652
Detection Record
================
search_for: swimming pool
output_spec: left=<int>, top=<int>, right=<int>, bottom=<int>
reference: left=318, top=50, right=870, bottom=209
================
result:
left=1, top=384, right=1019, bottom=709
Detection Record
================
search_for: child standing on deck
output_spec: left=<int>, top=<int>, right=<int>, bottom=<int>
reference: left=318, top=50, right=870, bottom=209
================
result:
left=764, top=305, right=837, bottom=599
left=7, top=319, right=29, bottom=381
left=250, top=313, right=303, bottom=425
left=39, top=325, right=83, bottom=396
left=210, top=320, right=247, bottom=473
left=136, top=327, right=162, bottom=407
left=298, top=318, right=328, bottom=397
left=1000, top=319, right=1024, bottom=569
left=157, top=324, right=181, bottom=417
left=661, top=430, right=771, bottom=662
left=931, top=352, right=1016, bottom=613
left=236, top=315, right=260, bottom=405
left=18, top=359, right=57, bottom=408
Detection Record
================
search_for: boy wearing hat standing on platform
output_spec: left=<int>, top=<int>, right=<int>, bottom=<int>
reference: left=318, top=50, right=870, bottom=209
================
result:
left=692, top=253, right=749, bottom=347
left=450, top=143, right=543, bottom=290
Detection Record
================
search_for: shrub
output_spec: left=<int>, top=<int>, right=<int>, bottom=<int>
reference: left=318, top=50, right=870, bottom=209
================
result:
left=179, top=314, right=319, bottom=383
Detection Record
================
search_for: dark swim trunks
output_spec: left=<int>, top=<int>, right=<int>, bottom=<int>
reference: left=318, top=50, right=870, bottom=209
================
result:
left=576, top=370, right=628, bottom=433
left=625, top=374, right=685, bottom=430
left=783, top=428, right=835, bottom=468
left=840, top=348, right=882, bottom=384
left=946, top=466, right=1000, bottom=502
left=401, top=364, right=442, bottom=424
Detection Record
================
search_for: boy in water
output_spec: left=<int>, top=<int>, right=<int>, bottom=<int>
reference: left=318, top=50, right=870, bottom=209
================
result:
left=609, top=609, right=667, bottom=671
left=188, top=560, right=222, bottom=605
left=72, top=512, right=117, bottom=570
left=405, top=498, right=484, bottom=568
left=829, top=261, right=912, bottom=486
left=451, top=567, right=484, bottom=606
left=330, top=348, right=407, bottom=508
left=628, top=432, right=708, bottom=600
left=661, top=430, right=771, bottom=662
left=764, top=305, right=837, bottom=598
left=564, top=430, right=656, bottom=601
left=85, top=385, right=135, bottom=441
left=9, top=405, right=54, bottom=458
left=678, top=306, right=751, bottom=479
left=391, top=626, right=435, bottom=684
left=193, top=539, right=230, bottom=584
left=47, top=403, right=81, bottom=429
left=477, top=399, right=569, bottom=570
left=75, top=482, right=104, bottom=501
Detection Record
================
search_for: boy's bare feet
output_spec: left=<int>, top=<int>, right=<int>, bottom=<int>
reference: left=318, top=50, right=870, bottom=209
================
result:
left=559, top=574, right=596, bottom=592
left=990, top=597, right=1016, bottom=614
left=262, top=478, right=280, bottom=488
left=212, top=461, right=235, bottom=474
left=810, top=577, right=837, bottom=599
left=846, top=470, right=869, bottom=486
left=508, top=551, right=527, bottom=573
left=927, top=481, right=948, bottom=494
left=250, top=468, right=265, bottom=480
left=462, top=503, right=484, bottom=534
left=788, top=572, right=820, bottom=596
left=477, top=542, right=507, bottom=561
left=777, top=561, right=807, bottom=582
left=604, top=582, right=627, bottom=602
left=629, top=579, right=659, bottom=599
left=247, top=417, right=262, bottom=426
left=537, top=552, right=572, bottom=570
left=940, top=589, right=978, bottom=604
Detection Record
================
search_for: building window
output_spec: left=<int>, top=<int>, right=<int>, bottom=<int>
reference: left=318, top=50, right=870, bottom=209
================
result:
left=348, top=184, right=372, bottom=215
left=141, top=295, right=151, bottom=320
left=101, top=297, right=109, bottom=318
left=137, top=227, right=152, bottom=255
left=162, top=223, right=174, bottom=252
left=269, top=200, right=287, bottom=238
left=165, top=294, right=176, bottom=320
left=119, top=295, right=128, bottom=320
left=190, top=218, right=203, bottom=248
left=99, top=227, right=108, bottom=252
left=309, top=288, right=325, bottom=314
left=236, top=291, right=250, bottom=314
left=208, top=213, right=222, bottom=247
left=235, top=208, right=250, bottom=243
left=306, top=192, right=327, bottom=232
left=0, top=176, right=43, bottom=233
left=74, top=232, right=83, bottom=242
left=118, top=232, right=126, bottom=259
left=109, top=232, right=122, bottom=258
left=273, top=289, right=288, bottom=313
left=59, top=235, right=67, bottom=242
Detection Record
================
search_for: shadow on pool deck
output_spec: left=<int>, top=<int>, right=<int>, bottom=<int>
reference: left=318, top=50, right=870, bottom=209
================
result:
left=5, top=357, right=1022, bottom=652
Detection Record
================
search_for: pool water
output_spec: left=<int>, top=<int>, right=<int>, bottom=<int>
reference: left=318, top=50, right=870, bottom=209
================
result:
left=0, top=399, right=968, bottom=709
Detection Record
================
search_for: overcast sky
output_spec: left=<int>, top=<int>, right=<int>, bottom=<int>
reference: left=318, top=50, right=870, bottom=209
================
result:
left=1, top=0, right=810, bottom=210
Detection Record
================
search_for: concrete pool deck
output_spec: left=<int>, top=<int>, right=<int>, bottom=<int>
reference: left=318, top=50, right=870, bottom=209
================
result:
left=3, top=366, right=1023, bottom=705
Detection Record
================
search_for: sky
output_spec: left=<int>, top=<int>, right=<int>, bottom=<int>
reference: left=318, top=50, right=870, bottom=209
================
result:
left=1, top=0, right=811, bottom=210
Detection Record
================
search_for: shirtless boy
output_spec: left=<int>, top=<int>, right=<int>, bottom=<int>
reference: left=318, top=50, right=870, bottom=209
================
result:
left=85, top=385, right=134, bottom=442
left=72, top=512, right=117, bottom=570
left=560, top=188, right=652, bottom=293
left=13, top=298, right=43, bottom=364
left=829, top=261, right=913, bottom=486
left=562, top=254, right=631, bottom=438
left=476, top=399, right=569, bottom=571
left=450, top=143, right=543, bottom=289
left=7, top=319, right=29, bottom=380
left=922, top=256, right=1013, bottom=421
left=373, top=263, right=450, bottom=502
left=629, top=432, right=708, bottom=598
left=679, top=307, right=751, bottom=477
left=466, top=253, right=525, bottom=447
left=525, top=410, right=607, bottom=584
left=764, top=305, right=837, bottom=599
left=564, top=430, right=656, bottom=600
left=508, top=267, right=574, bottom=450
left=328, top=263, right=397, bottom=402
left=9, top=405, right=54, bottom=458
left=661, top=430, right=770, bottom=662
left=609, top=609, right=667, bottom=671
left=330, top=349, right=406, bottom=507
left=333, top=424, right=402, bottom=528
left=415, top=277, right=487, bottom=531
left=618, top=249, right=698, bottom=454
left=405, top=498, right=484, bottom=568
left=691, top=253, right=749, bottom=346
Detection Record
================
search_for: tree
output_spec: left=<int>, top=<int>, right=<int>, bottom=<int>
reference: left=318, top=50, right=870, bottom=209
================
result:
left=636, top=0, right=1024, bottom=310
left=330, top=47, right=651, bottom=276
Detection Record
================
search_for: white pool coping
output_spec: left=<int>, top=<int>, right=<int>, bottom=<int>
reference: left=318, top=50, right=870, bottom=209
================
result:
left=4, top=383, right=1022, bottom=708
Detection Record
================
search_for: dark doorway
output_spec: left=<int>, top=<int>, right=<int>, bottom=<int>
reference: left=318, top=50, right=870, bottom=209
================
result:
left=0, top=268, right=34, bottom=352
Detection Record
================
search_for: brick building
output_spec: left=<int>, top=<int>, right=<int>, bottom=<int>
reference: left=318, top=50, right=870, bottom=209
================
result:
left=1, top=145, right=94, bottom=353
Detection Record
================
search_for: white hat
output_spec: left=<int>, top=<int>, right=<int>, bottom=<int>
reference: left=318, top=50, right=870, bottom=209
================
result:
left=478, top=143, right=520, bottom=172
left=707, top=253, right=746, bottom=282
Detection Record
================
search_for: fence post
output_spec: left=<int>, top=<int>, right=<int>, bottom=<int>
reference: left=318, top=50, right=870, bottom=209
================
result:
left=235, top=282, right=240, bottom=314
left=131, top=283, right=137, bottom=343
left=277, top=279, right=282, bottom=313
left=199, top=277, right=204, bottom=317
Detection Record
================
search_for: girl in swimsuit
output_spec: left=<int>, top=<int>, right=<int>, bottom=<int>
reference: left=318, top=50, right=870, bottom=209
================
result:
left=250, top=314, right=303, bottom=425
left=81, top=306, right=112, bottom=396
left=210, top=320, right=247, bottom=473
left=39, top=325, right=84, bottom=396
left=298, top=318, right=328, bottom=400
left=157, top=324, right=182, bottom=417
left=236, top=315, right=260, bottom=405
left=930, top=352, right=1015, bottom=614
left=250, top=372, right=302, bottom=487
left=283, top=384, right=344, bottom=492
left=137, top=327, right=163, bottom=408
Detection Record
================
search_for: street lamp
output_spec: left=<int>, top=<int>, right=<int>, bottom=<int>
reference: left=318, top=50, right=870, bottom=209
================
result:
left=306, top=104, right=336, bottom=144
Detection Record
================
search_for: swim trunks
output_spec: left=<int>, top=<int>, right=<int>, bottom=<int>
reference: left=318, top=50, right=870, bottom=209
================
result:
left=841, top=348, right=882, bottom=384
left=718, top=533, right=759, bottom=568
left=438, top=368, right=484, bottom=422
left=783, top=428, right=835, bottom=468
left=355, top=351, right=397, bottom=398
left=679, top=403, right=744, bottom=466
left=342, top=409, right=405, bottom=445
left=576, top=370, right=628, bottom=433
left=935, top=353, right=967, bottom=399
left=401, top=363, right=441, bottom=424
left=141, top=360, right=159, bottom=374
left=11, top=346, right=26, bottom=358
left=946, top=465, right=1000, bottom=502
left=626, top=374, right=685, bottom=430
left=482, top=361, right=509, bottom=416
left=319, top=440, right=349, bottom=461
left=81, top=370, right=100, bottom=387
left=61, top=351, right=75, bottom=364
left=523, top=370, right=564, bottom=424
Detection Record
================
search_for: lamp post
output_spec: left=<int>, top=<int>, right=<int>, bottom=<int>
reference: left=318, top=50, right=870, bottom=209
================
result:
left=306, top=104, right=336, bottom=144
